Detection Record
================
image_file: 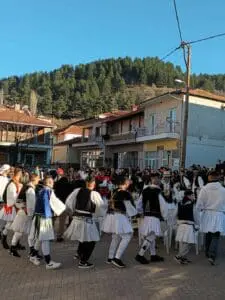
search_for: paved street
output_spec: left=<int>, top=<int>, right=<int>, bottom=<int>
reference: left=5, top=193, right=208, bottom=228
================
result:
left=0, top=233, right=225, bottom=300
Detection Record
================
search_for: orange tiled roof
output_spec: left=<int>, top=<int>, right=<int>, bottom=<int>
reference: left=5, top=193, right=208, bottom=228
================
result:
left=0, top=107, right=53, bottom=127
left=188, top=89, right=225, bottom=102
left=55, top=125, right=83, bottom=136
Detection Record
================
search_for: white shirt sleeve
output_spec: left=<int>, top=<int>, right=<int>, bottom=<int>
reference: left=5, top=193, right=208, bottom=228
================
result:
left=196, top=187, right=206, bottom=211
left=7, top=183, right=18, bottom=206
left=26, top=187, right=36, bottom=216
left=91, top=191, right=105, bottom=217
left=65, top=188, right=80, bottom=213
left=49, top=190, right=66, bottom=216
left=159, top=193, right=169, bottom=220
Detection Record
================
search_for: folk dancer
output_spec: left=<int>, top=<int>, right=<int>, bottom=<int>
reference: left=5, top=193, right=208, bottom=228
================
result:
left=173, top=169, right=191, bottom=203
left=0, top=168, right=23, bottom=250
left=11, top=174, right=41, bottom=261
left=102, top=176, right=136, bottom=268
left=174, top=190, right=199, bottom=264
left=191, top=168, right=204, bottom=200
left=135, top=174, right=168, bottom=264
left=196, top=171, right=225, bottom=265
left=64, top=176, right=104, bottom=269
left=29, top=176, right=66, bottom=270
left=0, top=164, right=11, bottom=238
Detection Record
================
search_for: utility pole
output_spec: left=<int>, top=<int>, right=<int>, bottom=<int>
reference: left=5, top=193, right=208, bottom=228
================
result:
left=180, top=43, right=191, bottom=170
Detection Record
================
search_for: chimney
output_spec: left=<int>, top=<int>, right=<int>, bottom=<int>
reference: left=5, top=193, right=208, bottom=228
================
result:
left=132, top=104, right=138, bottom=111
left=15, top=104, right=21, bottom=111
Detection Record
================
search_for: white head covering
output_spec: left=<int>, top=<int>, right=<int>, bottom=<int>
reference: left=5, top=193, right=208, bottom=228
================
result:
left=0, top=164, right=10, bottom=174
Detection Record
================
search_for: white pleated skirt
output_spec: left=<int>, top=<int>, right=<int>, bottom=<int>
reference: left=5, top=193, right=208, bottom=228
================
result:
left=176, top=223, right=196, bottom=244
left=29, top=216, right=55, bottom=241
left=64, top=216, right=100, bottom=242
left=11, top=209, right=29, bottom=234
left=0, top=206, right=17, bottom=222
left=200, top=211, right=225, bottom=233
left=139, top=216, right=162, bottom=237
left=102, top=213, right=133, bottom=235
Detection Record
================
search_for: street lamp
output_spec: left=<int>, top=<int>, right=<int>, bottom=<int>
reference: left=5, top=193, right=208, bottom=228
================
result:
left=174, top=79, right=185, bottom=84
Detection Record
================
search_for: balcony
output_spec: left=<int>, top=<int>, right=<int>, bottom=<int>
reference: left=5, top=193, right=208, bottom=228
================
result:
left=105, top=131, right=136, bottom=145
left=136, top=122, right=180, bottom=142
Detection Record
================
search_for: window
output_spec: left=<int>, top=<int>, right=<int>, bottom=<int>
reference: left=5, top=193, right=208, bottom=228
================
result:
left=149, top=114, right=156, bottom=134
left=144, top=151, right=157, bottom=169
left=168, top=108, right=177, bottom=133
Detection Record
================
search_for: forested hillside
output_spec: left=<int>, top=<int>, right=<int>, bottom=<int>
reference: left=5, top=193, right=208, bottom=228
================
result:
left=1, top=57, right=225, bottom=118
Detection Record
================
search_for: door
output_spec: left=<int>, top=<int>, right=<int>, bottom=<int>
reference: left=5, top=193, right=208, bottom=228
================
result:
left=24, top=154, right=34, bottom=166
left=113, top=153, right=118, bottom=169
left=157, top=146, right=164, bottom=168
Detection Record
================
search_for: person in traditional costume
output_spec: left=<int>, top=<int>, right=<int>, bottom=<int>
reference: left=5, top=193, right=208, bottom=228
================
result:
left=64, top=176, right=104, bottom=269
left=102, top=176, right=136, bottom=268
left=0, top=168, right=23, bottom=250
left=10, top=174, right=41, bottom=261
left=191, top=168, right=204, bottom=200
left=196, top=171, right=225, bottom=265
left=174, top=190, right=198, bottom=264
left=29, top=176, right=66, bottom=270
left=135, top=174, right=168, bottom=264
left=0, top=164, right=11, bottom=238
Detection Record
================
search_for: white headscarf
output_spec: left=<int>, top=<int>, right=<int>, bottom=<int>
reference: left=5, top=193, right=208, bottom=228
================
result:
left=0, top=164, right=10, bottom=174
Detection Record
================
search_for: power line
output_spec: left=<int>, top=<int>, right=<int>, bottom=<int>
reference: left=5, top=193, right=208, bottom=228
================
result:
left=160, top=46, right=181, bottom=61
left=189, top=32, right=225, bottom=45
left=173, top=0, right=183, bottom=42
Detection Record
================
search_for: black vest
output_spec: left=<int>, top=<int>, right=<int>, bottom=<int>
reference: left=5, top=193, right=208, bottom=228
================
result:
left=142, top=187, right=163, bottom=220
left=177, top=198, right=194, bottom=222
left=75, top=188, right=96, bottom=216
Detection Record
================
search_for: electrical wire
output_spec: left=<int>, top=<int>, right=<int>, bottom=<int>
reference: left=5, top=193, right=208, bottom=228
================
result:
left=189, top=32, right=225, bottom=45
left=160, top=46, right=181, bottom=61
left=173, top=0, right=183, bottom=42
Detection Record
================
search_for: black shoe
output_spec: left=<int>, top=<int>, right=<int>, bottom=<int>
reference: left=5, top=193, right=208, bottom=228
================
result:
left=174, top=255, right=188, bottom=265
left=56, top=237, right=64, bottom=243
left=151, top=255, right=164, bottom=262
left=182, top=257, right=192, bottom=263
left=111, top=258, right=126, bottom=268
left=208, top=257, right=215, bottom=266
left=135, top=254, right=150, bottom=265
left=35, top=251, right=43, bottom=260
left=106, top=258, right=113, bottom=264
left=78, top=261, right=94, bottom=269
left=17, top=243, right=26, bottom=250
left=2, top=235, right=9, bottom=249
left=10, top=246, right=20, bottom=257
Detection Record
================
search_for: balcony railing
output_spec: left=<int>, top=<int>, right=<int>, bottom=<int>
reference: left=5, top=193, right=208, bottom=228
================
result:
left=137, top=122, right=180, bottom=138
left=109, top=131, right=136, bottom=142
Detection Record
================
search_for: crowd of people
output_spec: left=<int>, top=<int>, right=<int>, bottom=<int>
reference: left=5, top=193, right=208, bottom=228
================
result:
left=0, top=163, right=225, bottom=270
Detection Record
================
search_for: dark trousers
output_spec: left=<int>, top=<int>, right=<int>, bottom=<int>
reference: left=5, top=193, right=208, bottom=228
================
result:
left=205, top=231, right=220, bottom=260
left=77, top=241, right=96, bottom=263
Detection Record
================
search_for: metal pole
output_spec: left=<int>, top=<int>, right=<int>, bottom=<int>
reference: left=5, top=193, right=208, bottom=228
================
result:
left=180, top=43, right=191, bottom=170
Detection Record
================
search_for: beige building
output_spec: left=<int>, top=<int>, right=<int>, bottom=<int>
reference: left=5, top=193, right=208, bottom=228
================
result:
left=52, top=124, right=83, bottom=165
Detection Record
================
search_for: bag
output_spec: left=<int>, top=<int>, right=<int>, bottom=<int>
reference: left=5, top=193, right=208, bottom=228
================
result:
left=124, top=200, right=137, bottom=217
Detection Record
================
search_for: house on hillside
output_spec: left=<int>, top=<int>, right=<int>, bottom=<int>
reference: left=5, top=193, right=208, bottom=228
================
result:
left=137, top=89, right=225, bottom=168
left=70, top=111, right=130, bottom=169
left=103, top=108, right=144, bottom=169
left=0, top=104, right=54, bottom=166
left=52, top=124, right=83, bottom=165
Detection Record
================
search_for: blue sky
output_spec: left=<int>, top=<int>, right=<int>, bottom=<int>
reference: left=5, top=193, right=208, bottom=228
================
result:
left=0, top=0, right=225, bottom=78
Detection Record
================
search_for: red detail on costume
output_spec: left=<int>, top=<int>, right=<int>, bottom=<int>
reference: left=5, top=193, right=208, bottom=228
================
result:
left=3, top=205, right=13, bottom=215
